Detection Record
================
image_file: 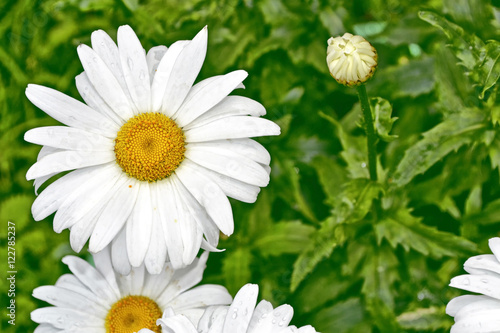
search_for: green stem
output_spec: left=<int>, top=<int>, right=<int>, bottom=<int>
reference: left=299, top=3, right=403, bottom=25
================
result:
left=356, top=85, right=378, bottom=181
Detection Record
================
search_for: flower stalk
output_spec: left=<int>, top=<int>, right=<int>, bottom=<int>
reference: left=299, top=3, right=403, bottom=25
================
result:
left=357, top=85, right=378, bottom=181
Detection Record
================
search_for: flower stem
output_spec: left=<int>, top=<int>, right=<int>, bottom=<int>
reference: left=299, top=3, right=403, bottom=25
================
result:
left=356, top=85, right=378, bottom=181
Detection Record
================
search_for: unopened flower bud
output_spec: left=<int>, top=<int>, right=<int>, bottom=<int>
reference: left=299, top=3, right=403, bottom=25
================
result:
left=326, top=33, right=378, bottom=87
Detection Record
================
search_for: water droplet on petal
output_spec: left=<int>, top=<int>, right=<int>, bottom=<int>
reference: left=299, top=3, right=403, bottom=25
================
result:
left=481, top=278, right=489, bottom=284
left=139, top=70, right=146, bottom=80
left=462, top=277, right=470, bottom=285
left=127, top=57, right=134, bottom=70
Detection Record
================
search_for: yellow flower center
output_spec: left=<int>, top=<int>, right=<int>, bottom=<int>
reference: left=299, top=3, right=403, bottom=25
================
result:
left=105, top=295, right=163, bottom=333
left=114, top=112, right=186, bottom=182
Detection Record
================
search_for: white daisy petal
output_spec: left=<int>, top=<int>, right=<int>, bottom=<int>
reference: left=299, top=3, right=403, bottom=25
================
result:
left=171, top=175, right=204, bottom=264
left=26, top=150, right=115, bottom=180
left=89, top=177, right=139, bottom=253
left=77, top=44, right=134, bottom=120
left=32, top=248, right=230, bottom=333
left=31, top=166, right=100, bottom=221
left=111, top=227, right=132, bottom=276
left=189, top=138, right=271, bottom=165
left=174, top=70, right=248, bottom=127
left=144, top=184, right=168, bottom=274
left=26, top=25, right=278, bottom=273
left=25, top=126, right=114, bottom=151
left=34, top=324, right=63, bottom=333
left=157, top=313, right=199, bottom=333
left=156, top=178, right=185, bottom=269
left=447, top=237, right=500, bottom=330
left=185, top=145, right=270, bottom=187
left=185, top=116, right=280, bottom=142
left=187, top=161, right=261, bottom=203
left=93, top=245, right=121, bottom=298
left=90, top=29, right=135, bottom=109
left=118, top=25, right=151, bottom=112
left=223, top=284, right=258, bottom=333
left=251, top=304, right=294, bottom=332
left=176, top=160, right=233, bottom=236
left=170, top=285, right=233, bottom=311
left=156, top=252, right=209, bottom=308
left=198, top=306, right=229, bottom=333
left=33, top=286, right=107, bottom=314
left=161, top=27, right=208, bottom=115
left=53, top=164, right=121, bottom=233
left=76, top=72, right=124, bottom=124
left=184, top=96, right=266, bottom=130
left=62, top=256, right=118, bottom=303
left=31, top=307, right=104, bottom=329
left=146, top=45, right=168, bottom=83
left=126, top=181, right=153, bottom=267
left=151, top=40, right=190, bottom=113
left=25, top=84, right=118, bottom=137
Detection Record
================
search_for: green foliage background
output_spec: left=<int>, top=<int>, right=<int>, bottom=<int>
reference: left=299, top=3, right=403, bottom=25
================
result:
left=1, top=0, right=500, bottom=332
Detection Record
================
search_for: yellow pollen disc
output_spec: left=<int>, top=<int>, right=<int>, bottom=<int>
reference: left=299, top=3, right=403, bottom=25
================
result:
left=105, top=295, right=163, bottom=333
left=114, top=112, right=186, bottom=182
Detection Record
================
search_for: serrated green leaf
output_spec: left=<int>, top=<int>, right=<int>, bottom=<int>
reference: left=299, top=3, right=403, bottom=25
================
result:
left=319, top=111, right=370, bottom=179
left=253, top=221, right=315, bottom=257
left=309, top=298, right=370, bottom=333
left=462, top=198, right=500, bottom=225
left=393, top=111, right=485, bottom=186
left=290, top=218, right=345, bottom=291
left=331, top=179, right=383, bottom=224
left=465, top=185, right=482, bottom=216
left=479, top=40, right=500, bottom=99
left=311, top=155, right=348, bottom=202
left=371, top=97, right=398, bottom=142
left=222, top=247, right=253, bottom=294
left=375, top=208, right=477, bottom=258
left=397, top=306, right=451, bottom=331
left=368, top=57, right=435, bottom=99
left=419, top=11, right=484, bottom=72
left=361, top=246, right=400, bottom=332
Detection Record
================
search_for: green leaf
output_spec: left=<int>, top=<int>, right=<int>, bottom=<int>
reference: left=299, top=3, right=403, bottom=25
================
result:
left=311, top=155, right=348, bottom=202
left=375, top=208, right=477, bottom=258
left=371, top=97, right=398, bottom=142
left=479, top=40, right=500, bottom=99
left=222, top=247, right=253, bottom=294
left=397, top=306, right=452, bottom=331
left=361, top=246, right=401, bottom=332
left=331, top=178, right=384, bottom=224
left=393, top=111, right=485, bottom=186
left=368, top=57, right=435, bottom=99
left=319, top=111, right=370, bottom=179
left=462, top=198, right=500, bottom=225
left=419, top=11, right=484, bottom=73
left=253, top=221, right=315, bottom=257
left=290, top=218, right=345, bottom=291
left=309, top=298, right=370, bottom=333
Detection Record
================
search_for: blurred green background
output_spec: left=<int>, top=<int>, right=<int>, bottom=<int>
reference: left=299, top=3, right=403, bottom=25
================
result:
left=2, top=0, right=500, bottom=332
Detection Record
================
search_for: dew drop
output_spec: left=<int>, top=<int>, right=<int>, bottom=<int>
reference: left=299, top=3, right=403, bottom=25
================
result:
left=272, top=319, right=277, bottom=324
left=139, top=70, right=146, bottom=80
left=361, top=162, right=367, bottom=168
left=127, top=57, right=134, bottom=70
left=57, top=317, right=64, bottom=324
left=92, top=57, right=98, bottom=63
left=481, top=278, right=489, bottom=284
left=462, top=277, right=470, bottom=285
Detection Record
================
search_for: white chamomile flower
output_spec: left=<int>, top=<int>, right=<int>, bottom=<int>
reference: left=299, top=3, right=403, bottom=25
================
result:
left=143, top=284, right=319, bottom=333
left=326, top=33, right=377, bottom=86
left=25, top=25, right=280, bottom=274
left=447, top=237, right=500, bottom=332
left=31, top=249, right=232, bottom=333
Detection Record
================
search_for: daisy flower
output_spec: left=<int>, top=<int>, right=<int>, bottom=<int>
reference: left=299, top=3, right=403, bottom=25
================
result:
left=326, top=33, right=377, bottom=87
left=142, top=284, right=318, bottom=333
left=25, top=25, right=280, bottom=273
left=31, top=248, right=232, bottom=333
left=447, top=237, right=500, bottom=332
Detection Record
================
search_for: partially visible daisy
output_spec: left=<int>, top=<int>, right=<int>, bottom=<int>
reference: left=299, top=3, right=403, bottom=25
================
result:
left=326, top=33, right=377, bottom=87
left=143, top=284, right=319, bottom=333
left=31, top=248, right=232, bottom=333
left=25, top=25, right=280, bottom=273
left=447, top=237, right=500, bottom=332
